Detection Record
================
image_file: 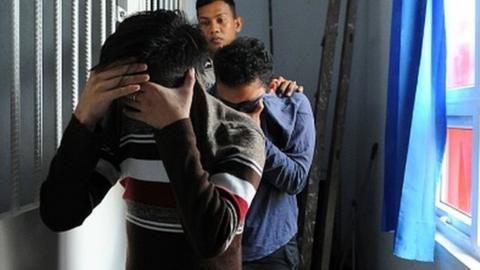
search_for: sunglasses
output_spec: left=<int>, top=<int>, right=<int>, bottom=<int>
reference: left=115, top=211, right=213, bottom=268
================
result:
left=219, top=94, right=264, bottom=113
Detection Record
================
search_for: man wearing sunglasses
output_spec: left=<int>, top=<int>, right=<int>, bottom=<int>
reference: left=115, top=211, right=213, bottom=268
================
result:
left=213, top=37, right=316, bottom=270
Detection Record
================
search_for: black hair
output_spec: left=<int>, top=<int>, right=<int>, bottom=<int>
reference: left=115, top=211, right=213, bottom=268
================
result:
left=213, top=37, right=273, bottom=88
left=196, top=0, right=237, bottom=17
left=93, top=9, right=208, bottom=88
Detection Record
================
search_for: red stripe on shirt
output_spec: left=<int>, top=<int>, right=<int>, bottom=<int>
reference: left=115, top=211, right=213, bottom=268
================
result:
left=120, top=177, right=177, bottom=208
left=215, top=186, right=249, bottom=222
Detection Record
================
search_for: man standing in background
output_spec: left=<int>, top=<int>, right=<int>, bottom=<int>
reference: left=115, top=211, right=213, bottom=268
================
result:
left=195, top=0, right=303, bottom=95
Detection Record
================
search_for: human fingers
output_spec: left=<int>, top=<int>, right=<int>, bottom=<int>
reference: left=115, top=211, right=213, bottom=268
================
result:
left=247, top=99, right=264, bottom=118
left=246, top=99, right=264, bottom=126
left=277, top=81, right=290, bottom=96
left=284, top=81, right=298, bottom=97
left=252, top=99, right=264, bottom=115
left=267, top=80, right=278, bottom=93
left=276, top=76, right=286, bottom=83
left=269, top=76, right=284, bottom=91
left=104, top=84, right=141, bottom=101
left=285, top=83, right=305, bottom=96
left=99, top=73, right=150, bottom=91
left=179, top=68, right=196, bottom=94
left=94, top=63, right=148, bottom=81
left=186, top=68, right=196, bottom=87
left=141, top=81, right=168, bottom=94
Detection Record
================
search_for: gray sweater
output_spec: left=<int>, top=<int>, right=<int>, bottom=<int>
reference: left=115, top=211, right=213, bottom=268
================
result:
left=40, top=83, right=265, bottom=270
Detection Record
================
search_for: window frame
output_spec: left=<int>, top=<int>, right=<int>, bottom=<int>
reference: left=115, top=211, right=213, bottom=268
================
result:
left=436, top=0, right=480, bottom=259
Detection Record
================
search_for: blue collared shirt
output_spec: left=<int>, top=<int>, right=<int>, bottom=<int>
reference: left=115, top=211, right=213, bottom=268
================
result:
left=242, top=92, right=316, bottom=261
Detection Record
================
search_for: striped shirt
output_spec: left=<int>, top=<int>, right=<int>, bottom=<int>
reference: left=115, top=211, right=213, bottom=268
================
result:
left=40, top=84, right=265, bottom=270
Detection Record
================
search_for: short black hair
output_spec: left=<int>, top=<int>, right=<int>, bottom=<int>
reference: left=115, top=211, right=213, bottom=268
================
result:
left=196, top=0, right=237, bottom=17
left=213, top=37, right=273, bottom=88
left=93, top=9, right=208, bottom=88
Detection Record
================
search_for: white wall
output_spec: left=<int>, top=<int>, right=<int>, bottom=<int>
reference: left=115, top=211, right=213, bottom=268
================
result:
left=59, top=184, right=127, bottom=270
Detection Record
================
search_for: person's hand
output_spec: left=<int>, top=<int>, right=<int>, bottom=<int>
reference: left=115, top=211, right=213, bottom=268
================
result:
left=74, top=60, right=149, bottom=131
left=267, top=76, right=304, bottom=97
left=245, top=99, right=264, bottom=128
left=123, top=68, right=196, bottom=130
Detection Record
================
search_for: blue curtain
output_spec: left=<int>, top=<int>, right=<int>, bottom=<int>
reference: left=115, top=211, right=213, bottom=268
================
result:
left=383, top=0, right=446, bottom=262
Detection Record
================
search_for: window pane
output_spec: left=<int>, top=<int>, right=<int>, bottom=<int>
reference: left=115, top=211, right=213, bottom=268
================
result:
left=441, top=128, right=472, bottom=215
left=445, top=0, right=475, bottom=90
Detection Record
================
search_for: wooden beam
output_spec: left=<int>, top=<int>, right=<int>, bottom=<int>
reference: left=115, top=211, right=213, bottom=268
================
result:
left=297, top=0, right=342, bottom=269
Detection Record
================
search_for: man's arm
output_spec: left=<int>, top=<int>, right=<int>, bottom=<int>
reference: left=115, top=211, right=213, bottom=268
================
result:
left=263, top=97, right=316, bottom=194
left=124, top=70, right=265, bottom=257
left=41, top=61, right=147, bottom=231
left=153, top=119, right=263, bottom=258
left=40, top=116, right=112, bottom=231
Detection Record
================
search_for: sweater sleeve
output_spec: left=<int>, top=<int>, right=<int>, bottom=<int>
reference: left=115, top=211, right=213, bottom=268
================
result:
left=40, top=115, right=112, bottom=232
left=262, top=110, right=316, bottom=194
left=154, top=119, right=264, bottom=258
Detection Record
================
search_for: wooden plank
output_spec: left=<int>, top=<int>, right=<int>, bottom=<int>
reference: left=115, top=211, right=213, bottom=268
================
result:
left=297, top=0, right=343, bottom=269
left=317, top=0, right=359, bottom=269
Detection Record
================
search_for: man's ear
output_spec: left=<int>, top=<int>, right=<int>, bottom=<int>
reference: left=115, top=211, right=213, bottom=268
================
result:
left=235, top=16, right=243, bottom=33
